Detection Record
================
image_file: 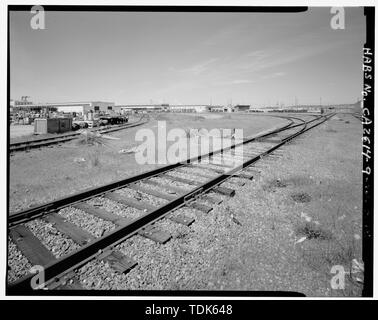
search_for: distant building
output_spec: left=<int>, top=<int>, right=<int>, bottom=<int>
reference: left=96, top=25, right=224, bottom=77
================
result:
left=249, top=108, right=266, bottom=113
left=209, top=106, right=224, bottom=112
left=114, top=104, right=225, bottom=113
left=234, top=105, right=250, bottom=112
left=114, top=104, right=164, bottom=113
left=169, top=105, right=211, bottom=113
left=13, top=96, right=33, bottom=107
left=12, top=101, right=115, bottom=114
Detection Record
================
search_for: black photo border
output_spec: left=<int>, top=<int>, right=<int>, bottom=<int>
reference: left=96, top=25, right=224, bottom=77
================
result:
left=5, top=4, right=374, bottom=298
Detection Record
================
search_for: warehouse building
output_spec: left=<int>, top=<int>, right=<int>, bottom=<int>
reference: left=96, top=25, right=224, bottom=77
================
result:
left=234, top=104, right=251, bottom=112
left=169, top=105, right=211, bottom=112
left=12, top=101, right=115, bottom=114
left=114, top=104, right=218, bottom=113
left=114, top=104, right=165, bottom=113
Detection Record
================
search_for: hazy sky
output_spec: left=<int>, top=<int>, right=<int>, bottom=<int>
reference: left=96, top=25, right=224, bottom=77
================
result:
left=10, top=7, right=365, bottom=106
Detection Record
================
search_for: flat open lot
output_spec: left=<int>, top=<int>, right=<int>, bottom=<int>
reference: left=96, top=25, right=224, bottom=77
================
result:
left=159, top=113, right=361, bottom=296
left=9, top=125, right=34, bottom=139
left=79, top=113, right=361, bottom=295
left=8, top=113, right=363, bottom=296
left=9, top=113, right=288, bottom=212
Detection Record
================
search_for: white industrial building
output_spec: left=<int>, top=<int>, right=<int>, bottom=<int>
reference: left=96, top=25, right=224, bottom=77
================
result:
left=169, top=105, right=211, bottom=112
left=114, top=104, right=166, bottom=113
left=114, top=104, right=217, bottom=113
left=12, top=101, right=115, bottom=114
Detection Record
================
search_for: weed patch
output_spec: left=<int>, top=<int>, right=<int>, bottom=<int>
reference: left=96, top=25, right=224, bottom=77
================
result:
left=291, top=192, right=312, bottom=203
left=295, top=221, right=333, bottom=240
left=264, top=179, right=287, bottom=191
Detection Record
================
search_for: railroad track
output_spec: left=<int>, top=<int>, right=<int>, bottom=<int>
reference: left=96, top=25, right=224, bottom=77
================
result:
left=9, top=116, right=149, bottom=152
left=7, top=113, right=333, bottom=293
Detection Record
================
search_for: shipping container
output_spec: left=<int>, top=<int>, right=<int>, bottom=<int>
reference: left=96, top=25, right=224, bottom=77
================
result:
left=58, top=118, right=72, bottom=133
left=34, top=118, right=73, bottom=134
left=34, top=119, right=47, bottom=134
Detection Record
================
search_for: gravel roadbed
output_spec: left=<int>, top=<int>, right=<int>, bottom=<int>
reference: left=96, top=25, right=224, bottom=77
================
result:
left=117, top=187, right=168, bottom=207
left=137, top=181, right=180, bottom=196
left=58, top=207, right=116, bottom=238
left=76, top=217, right=196, bottom=290
left=165, top=171, right=208, bottom=183
left=150, top=176, right=193, bottom=190
left=73, top=114, right=362, bottom=295
left=86, top=197, right=143, bottom=220
left=7, top=237, right=33, bottom=283
left=179, top=167, right=218, bottom=178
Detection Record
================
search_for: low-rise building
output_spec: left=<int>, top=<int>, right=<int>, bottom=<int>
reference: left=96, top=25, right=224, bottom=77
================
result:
left=12, top=101, right=115, bottom=115
left=169, top=105, right=211, bottom=112
left=234, top=104, right=250, bottom=112
left=114, top=104, right=164, bottom=113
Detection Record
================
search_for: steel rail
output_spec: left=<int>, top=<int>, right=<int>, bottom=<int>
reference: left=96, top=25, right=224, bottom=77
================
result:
left=8, top=114, right=332, bottom=293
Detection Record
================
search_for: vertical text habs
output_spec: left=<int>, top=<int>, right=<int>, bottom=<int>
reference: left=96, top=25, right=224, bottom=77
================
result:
left=361, top=47, right=373, bottom=176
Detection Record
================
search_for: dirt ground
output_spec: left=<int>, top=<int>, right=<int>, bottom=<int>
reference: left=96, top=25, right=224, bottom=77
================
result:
left=9, top=113, right=288, bottom=213
left=9, top=125, right=34, bottom=139
left=185, top=113, right=362, bottom=296
left=7, top=112, right=363, bottom=296
left=54, top=112, right=363, bottom=295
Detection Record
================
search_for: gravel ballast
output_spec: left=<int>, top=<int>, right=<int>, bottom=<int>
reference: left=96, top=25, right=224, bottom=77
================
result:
left=87, top=197, right=143, bottom=220
left=59, top=207, right=116, bottom=238
left=117, top=187, right=168, bottom=207
left=7, top=237, right=33, bottom=283
left=150, top=176, right=193, bottom=190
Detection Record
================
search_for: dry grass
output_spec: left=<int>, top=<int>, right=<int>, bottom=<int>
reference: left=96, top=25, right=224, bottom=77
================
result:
left=253, top=114, right=363, bottom=296
left=76, top=133, right=110, bottom=147
left=295, top=221, right=333, bottom=240
left=291, top=192, right=312, bottom=203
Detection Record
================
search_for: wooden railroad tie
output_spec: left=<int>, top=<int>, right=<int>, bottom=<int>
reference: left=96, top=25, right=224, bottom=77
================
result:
left=225, top=177, right=246, bottom=187
left=187, top=201, right=213, bottom=214
left=73, top=202, right=132, bottom=227
left=175, top=167, right=215, bottom=179
left=104, top=192, right=156, bottom=212
left=128, top=183, right=177, bottom=201
left=166, top=213, right=195, bottom=226
left=161, top=173, right=201, bottom=186
left=10, top=225, right=56, bottom=266
left=162, top=173, right=235, bottom=197
left=212, top=186, right=235, bottom=197
left=190, top=163, right=224, bottom=174
left=96, top=250, right=137, bottom=274
left=199, top=194, right=222, bottom=204
left=208, top=159, right=236, bottom=168
left=142, top=179, right=186, bottom=195
left=138, top=225, right=172, bottom=244
left=43, top=213, right=95, bottom=246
